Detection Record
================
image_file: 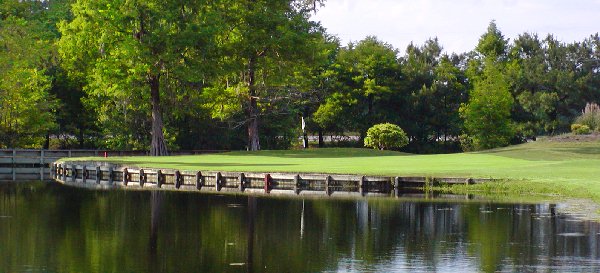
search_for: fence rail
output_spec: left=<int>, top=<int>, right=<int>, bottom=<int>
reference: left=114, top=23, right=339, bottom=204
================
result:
left=52, top=161, right=490, bottom=197
left=0, top=149, right=225, bottom=181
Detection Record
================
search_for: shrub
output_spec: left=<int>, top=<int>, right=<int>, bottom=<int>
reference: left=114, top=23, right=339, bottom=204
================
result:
left=575, top=102, right=600, bottom=131
left=364, top=123, right=408, bottom=150
left=571, top=124, right=591, bottom=135
left=459, top=134, right=475, bottom=152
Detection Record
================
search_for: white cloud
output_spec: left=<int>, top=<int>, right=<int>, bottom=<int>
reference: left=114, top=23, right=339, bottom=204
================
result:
left=311, top=0, right=600, bottom=54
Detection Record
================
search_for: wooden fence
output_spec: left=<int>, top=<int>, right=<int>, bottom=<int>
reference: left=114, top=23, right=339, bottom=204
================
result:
left=52, top=161, right=489, bottom=197
left=0, top=149, right=225, bottom=182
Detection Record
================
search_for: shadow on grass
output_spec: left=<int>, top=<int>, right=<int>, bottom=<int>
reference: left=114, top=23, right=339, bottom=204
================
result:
left=476, top=144, right=600, bottom=161
left=219, top=148, right=408, bottom=158
left=112, top=161, right=298, bottom=168
left=557, top=147, right=600, bottom=155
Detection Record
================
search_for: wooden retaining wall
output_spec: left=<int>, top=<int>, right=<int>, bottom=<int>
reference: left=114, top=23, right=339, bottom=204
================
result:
left=0, top=150, right=101, bottom=181
left=52, top=161, right=490, bottom=197
left=0, top=149, right=226, bottom=182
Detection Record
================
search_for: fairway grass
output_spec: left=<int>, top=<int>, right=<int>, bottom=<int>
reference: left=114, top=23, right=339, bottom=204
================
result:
left=68, top=140, right=600, bottom=202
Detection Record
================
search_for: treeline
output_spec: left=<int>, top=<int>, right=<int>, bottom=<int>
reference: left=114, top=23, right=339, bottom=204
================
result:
left=1, top=0, right=599, bottom=153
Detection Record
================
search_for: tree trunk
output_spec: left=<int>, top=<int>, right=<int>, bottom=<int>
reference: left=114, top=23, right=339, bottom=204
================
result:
left=44, top=132, right=50, bottom=149
left=367, top=93, right=374, bottom=116
left=318, top=129, right=324, bottom=148
left=78, top=126, right=84, bottom=148
left=149, top=74, right=169, bottom=156
left=247, top=56, right=260, bottom=151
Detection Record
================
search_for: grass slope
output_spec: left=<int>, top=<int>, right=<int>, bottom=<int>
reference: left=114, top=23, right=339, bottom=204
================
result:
left=71, top=140, right=600, bottom=201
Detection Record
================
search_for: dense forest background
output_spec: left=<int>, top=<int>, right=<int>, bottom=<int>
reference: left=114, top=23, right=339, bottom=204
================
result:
left=1, top=0, right=599, bottom=153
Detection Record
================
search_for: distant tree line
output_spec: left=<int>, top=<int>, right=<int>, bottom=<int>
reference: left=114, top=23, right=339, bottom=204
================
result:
left=1, top=0, right=599, bottom=153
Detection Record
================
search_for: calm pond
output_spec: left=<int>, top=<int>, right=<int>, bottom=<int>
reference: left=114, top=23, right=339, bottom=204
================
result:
left=1, top=182, right=599, bottom=273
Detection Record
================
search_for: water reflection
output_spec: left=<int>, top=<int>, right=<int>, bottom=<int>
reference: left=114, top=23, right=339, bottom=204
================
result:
left=0, top=182, right=599, bottom=273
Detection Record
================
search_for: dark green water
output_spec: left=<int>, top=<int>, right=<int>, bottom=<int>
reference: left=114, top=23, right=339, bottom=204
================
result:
left=1, top=182, right=599, bottom=273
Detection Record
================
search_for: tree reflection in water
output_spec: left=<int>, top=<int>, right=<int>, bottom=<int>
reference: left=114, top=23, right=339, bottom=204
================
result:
left=0, top=182, right=599, bottom=273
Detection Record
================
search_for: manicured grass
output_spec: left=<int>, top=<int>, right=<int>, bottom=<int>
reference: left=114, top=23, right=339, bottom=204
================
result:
left=68, top=140, right=600, bottom=201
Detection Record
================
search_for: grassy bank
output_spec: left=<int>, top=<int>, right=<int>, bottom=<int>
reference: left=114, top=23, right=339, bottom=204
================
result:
left=69, top=139, right=600, bottom=202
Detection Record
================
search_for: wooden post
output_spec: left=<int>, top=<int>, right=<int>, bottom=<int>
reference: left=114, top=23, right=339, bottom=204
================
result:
left=139, top=169, right=145, bottom=187
left=264, top=174, right=271, bottom=193
left=62, top=164, right=67, bottom=181
left=108, top=167, right=114, bottom=185
left=82, top=165, right=87, bottom=184
left=71, top=165, right=77, bottom=183
left=49, top=162, right=54, bottom=180
left=11, top=149, right=15, bottom=181
left=216, top=172, right=222, bottom=191
left=195, top=171, right=203, bottom=190
left=359, top=176, right=367, bottom=195
left=175, top=171, right=182, bottom=189
left=123, top=168, right=129, bottom=186
left=294, top=174, right=301, bottom=195
left=239, top=173, right=245, bottom=192
left=394, top=177, right=401, bottom=196
left=325, top=175, right=332, bottom=196
left=157, top=170, right=163, bottom=188
left=95, top=166, right=101, bottom=184
left=386, top=177, right=393, bottom=193
left=40, top=150, right=45, bottom=181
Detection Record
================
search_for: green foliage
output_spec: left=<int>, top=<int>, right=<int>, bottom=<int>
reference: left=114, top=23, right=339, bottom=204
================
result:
left=2, top=3, right=600, bottom=154
left=461, top=59, right=514, bottom=150
left=506, top=33, right=600, bottom=136
left=476, top=21, right=508, bottom=60
left=0, top=15, right=57, bottom=148
left=516, top=91, right=559, bottom=135
left=402, top=41, right=466, bottom=151
left=570, top=124, right=591, bottom=135
left=58, top=0, right=225, bottom=153
left=313, top=93, right=357, bottom=131
left=363, top=123, right=408, bottom=150
left=458, top=134, right=475, bottom=152
left=206, top=0, right=326, bottom=150
left=312, top=36, right=402, bottom=140
left=574, top=103, right=600, bottom=131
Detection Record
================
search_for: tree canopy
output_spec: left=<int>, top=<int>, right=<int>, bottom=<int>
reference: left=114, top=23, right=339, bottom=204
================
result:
left=1, top=5, right=599, bottom=153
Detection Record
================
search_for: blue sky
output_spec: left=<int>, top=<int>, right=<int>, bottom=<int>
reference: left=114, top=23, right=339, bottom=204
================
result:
left=311, top=0, right=600, bottom=54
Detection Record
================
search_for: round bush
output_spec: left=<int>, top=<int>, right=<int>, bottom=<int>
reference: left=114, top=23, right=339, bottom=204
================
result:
left=571, top=123, right=591, bottom=135
left=364, top=123, right=409, bottom=150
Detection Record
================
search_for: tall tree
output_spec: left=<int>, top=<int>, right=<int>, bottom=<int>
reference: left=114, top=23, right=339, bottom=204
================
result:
left=59, top=0, right=221, bottom=155
left=213, top=0, right=325, bottom=150
left=401, top=39, right=440, bottom=149
left=461, top=59, right=514, bottom=150
left=461, top=22, right=514, bottom=150
left=427, top=56, right=466, bottom=146
left=313, top=36, right=402, bottom=142
left=507, top=33, right=560, bottom=137
left=301, top=34, right=341, bottom=147
left=475, top=20, right=508, bottom=61
left=0, top=2, right=57, bottom=148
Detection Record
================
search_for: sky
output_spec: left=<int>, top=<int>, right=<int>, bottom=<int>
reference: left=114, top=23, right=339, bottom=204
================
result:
left=310, top=0, right=600, bottom=55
